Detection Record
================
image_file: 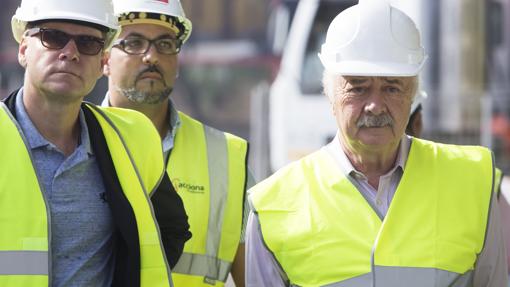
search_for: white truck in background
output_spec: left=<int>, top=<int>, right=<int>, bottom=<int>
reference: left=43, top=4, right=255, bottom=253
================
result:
left=268, top=0, right=357, bottom=172
left=250, top=0, right=510, bottom=179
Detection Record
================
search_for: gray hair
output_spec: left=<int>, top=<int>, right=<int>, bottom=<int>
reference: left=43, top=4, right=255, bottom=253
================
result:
left=322, top=70, right=337, bottom=103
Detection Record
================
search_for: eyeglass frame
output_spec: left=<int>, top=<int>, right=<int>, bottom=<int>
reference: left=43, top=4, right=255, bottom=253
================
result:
left=24, top=27, right=106, bottom=56
left=112, top=36, right=182, bottom=55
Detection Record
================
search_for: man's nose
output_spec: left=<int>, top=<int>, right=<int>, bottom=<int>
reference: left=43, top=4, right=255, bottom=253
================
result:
left=58, top=39, right=80, bottom=62
left=364, top=90, right=387, bottom=115
left=142, top=43, right=159, bottom=65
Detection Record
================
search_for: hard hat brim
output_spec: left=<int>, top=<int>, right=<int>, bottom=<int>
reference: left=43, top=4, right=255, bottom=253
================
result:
left=319, top=54, right=427, bottom=77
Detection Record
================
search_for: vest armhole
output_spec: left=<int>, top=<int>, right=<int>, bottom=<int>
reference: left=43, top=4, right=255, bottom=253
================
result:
left=253, top=213, right=292, bottom=287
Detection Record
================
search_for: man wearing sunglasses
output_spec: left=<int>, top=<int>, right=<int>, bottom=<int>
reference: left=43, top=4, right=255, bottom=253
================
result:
left=102, top=0, right=252, bottom=286
left=1, top=0, right=191, bottom=286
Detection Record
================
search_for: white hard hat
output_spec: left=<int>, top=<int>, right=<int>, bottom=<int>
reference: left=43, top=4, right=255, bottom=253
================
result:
left=11, top=0, right=118, bottom=44
left=318, top=0, right=427, bottom=77
left=411, top=90, right=427, bottom=114
left=113, top=0, right=192, bottom=43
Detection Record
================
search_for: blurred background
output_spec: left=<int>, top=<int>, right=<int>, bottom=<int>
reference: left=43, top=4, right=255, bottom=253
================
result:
left=1, top=0, right=510, bottom=184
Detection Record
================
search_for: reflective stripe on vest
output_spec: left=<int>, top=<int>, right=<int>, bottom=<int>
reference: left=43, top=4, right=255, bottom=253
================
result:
left=87, top=105, right=172, bottom=287
left=169, top=112, right=247, bottom=286
left=251, top=138, right=493, bottom=287
left=0, top=251, right=48, bottom=275
left=0, top=103, right=50, bottom=286
left=288, top=268, right=474, bottom=287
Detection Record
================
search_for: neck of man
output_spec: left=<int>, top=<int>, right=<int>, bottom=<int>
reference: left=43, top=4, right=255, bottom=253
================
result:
left=341, top=139, right=400, bottom=190
left=22, top=86, right=82, bottom=157
left=109, top=92, right=170, bottom=139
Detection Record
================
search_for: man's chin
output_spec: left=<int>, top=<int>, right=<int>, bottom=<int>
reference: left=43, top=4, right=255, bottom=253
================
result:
left=120, top=83, right=172, bottom=105
left=127, top=92, right=169, bottom=105
left=357, top=130, right=398, bottom=146
left=42, top=85, right=88, bottom=104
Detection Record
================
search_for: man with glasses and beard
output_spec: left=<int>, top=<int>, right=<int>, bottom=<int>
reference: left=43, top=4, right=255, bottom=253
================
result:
left=0, top=0, right=191, bottom=286
left=246, top=0, right=507, bottom=286
left=102, top=0, right=252, bottom=286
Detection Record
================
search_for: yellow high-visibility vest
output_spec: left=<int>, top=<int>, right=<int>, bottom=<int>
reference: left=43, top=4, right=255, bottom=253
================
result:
left=0, top=103, right=172, bottom=287
left=251, top=138, right=494, bottom=287
left=169, top=112, right=247, bottom=286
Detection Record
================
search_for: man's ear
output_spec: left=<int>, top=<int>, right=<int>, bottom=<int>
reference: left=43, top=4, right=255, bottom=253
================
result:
left=18, top=38, right=28, bottom=68
left=102, top=50, right=111, bottom=77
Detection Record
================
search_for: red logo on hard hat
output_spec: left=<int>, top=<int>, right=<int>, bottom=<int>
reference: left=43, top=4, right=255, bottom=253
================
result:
left=155, top=0, right=168, bottom=3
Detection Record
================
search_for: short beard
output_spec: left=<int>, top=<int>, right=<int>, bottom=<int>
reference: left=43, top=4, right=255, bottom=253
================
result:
left=119, top=86, right=173, bottom=105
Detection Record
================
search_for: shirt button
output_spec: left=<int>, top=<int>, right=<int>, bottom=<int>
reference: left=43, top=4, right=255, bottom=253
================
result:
left=376, top=199, right=382, bottom=205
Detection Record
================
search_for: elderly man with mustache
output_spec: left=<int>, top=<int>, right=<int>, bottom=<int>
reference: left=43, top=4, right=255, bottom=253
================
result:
left=245, top=0, right=507, bottom=286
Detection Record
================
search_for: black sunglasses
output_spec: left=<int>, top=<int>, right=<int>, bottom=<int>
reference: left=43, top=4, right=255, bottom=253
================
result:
left=25, top=27, right=105, bottom=56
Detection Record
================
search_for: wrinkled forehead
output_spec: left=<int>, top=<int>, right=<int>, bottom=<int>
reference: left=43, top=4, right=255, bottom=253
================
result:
left=343, top=76, right=414, bottom=86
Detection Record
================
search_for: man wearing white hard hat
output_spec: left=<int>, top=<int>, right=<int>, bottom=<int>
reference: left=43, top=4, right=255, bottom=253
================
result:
left=1, top=0, right=191, bottom=286
left=102, top=0, right=252, bottom=286
left=245, top=0, right=508, bottom=286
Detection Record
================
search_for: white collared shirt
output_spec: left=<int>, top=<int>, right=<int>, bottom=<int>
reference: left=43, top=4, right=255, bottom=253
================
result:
left=324, top=132, right=411, bottom=217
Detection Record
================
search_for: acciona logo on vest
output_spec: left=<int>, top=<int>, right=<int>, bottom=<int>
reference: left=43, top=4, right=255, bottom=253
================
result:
left=172, top=178, right=205, bottom=194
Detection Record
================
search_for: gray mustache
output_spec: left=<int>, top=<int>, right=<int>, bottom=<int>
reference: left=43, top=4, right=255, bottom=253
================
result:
left=356, top=114, right=393, bottom=128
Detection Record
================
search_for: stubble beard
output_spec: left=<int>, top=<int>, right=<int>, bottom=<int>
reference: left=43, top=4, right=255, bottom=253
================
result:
left=118, top=84, right=173, bottom=105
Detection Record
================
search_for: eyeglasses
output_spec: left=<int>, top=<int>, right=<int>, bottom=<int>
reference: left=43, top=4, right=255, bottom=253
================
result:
left=24, top=28, right=105, bottom=56
left=113, top=37, right=182, bottom=55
